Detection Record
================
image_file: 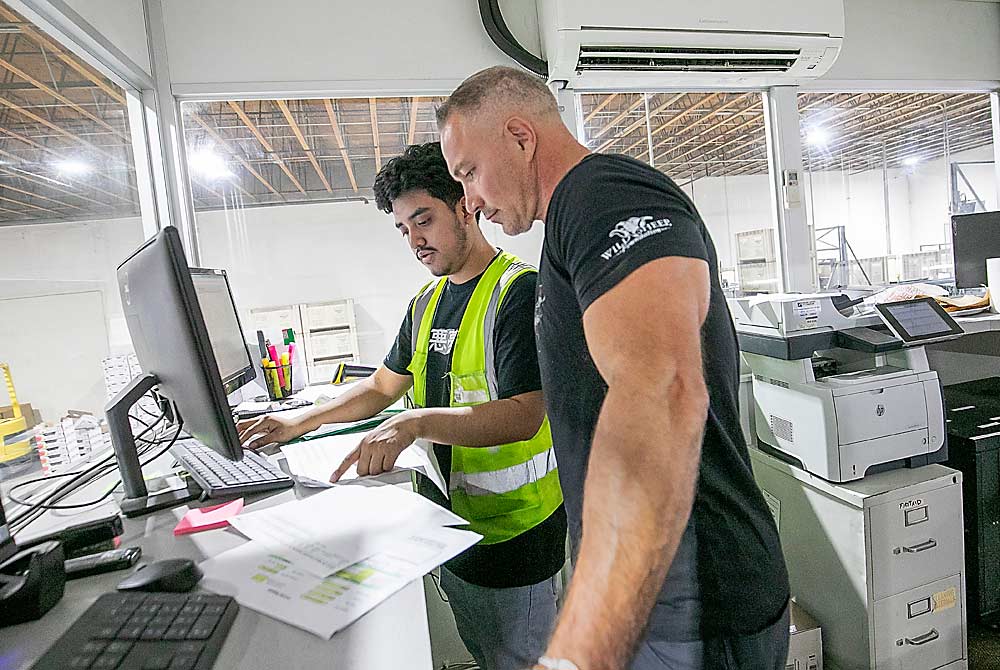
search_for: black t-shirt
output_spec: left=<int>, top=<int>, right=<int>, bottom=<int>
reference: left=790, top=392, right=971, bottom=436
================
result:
left=385, top=256, right=567, bottom=589
left=535, top=154, right=789, bottom=638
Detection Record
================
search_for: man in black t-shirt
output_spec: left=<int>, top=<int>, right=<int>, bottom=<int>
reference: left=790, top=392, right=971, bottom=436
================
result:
left=437, top=68, right=790, bottom=670
left=237, top=143, right=566, bottom=670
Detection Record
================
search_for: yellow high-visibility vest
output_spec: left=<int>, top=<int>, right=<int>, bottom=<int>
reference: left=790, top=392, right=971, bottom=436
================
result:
left=407, top=252, right=562, bottom=544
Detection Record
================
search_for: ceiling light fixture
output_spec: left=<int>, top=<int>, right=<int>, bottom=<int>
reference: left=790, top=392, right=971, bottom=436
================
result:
left=188, top=149, right=232, bottom=181
left=806, top=127, right=829, bottom=146
left=902, top=156, right=922, bottom=167
left=53, top=159, right=93, bottom=176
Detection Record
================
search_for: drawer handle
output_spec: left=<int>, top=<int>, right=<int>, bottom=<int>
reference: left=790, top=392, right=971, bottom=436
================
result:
left=905, top=629, right=939, bottom=646
left=902, top=538, right=937, bottom=554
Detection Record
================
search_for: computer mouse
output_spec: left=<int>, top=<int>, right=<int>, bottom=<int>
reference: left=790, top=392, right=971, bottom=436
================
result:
left=116, top=558, right=203, bottom=593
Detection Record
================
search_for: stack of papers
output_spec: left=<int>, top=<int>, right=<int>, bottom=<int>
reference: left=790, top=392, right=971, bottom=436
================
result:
left=280, top=433, right=448, bottom=496
left=200, top=485, right=479, bottom=639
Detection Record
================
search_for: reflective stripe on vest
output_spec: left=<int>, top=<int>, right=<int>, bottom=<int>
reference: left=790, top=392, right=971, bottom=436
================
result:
left=406, top=251, right=562, bottom=544
left=450, top=445, right=557, bottom=496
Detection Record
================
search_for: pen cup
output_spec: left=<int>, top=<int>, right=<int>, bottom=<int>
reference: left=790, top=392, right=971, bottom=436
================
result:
left=261, top=362, right=292, bottom=401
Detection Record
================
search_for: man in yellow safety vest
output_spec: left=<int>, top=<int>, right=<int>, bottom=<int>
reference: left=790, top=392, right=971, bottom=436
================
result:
left=237, top=142, right=566, bottom=670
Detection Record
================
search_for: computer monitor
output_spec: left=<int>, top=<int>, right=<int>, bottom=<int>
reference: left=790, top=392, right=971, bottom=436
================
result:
left=189, top=268, right=255, bottom=395
left=116, top=226, right=248, bottom=462
left=952, top=211, right=1000, bottom=288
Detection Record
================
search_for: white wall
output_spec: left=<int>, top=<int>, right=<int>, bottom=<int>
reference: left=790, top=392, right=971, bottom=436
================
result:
left=0, top=217, right=144, bottom=419
left=157, top=0, right=1000, bottom=94
left=0, top=199, right=545, bottom=418
left=194, top=199, right=545, bottom=365
left=687, top=174, right=775, bottom=270
left=60, top=0, right=151, bottom=77
left=821, top=0, right=1000, bottom=82
left=160, top=0, right=538, bottom=95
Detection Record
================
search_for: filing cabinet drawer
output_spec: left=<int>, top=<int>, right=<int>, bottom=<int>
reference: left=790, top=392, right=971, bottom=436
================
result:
left=873, top=574, right=964, bottom=670
left=304, top=301, right=352, bottom=329
left=309, top=331, right=355, bottom=358
left=868, top=484, right=963, bottom=600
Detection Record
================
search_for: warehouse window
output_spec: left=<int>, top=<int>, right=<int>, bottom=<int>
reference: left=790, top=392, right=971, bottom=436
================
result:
left=0, top=1, right=155, bottom=480
left=577, top=92, right=778, bottom=293
left=179, top=97, right=459, bottom=376
left=799, top=92, right=995, bottom=287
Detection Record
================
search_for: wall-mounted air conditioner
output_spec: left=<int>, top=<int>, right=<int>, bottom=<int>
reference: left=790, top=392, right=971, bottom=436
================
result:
left=538, top=0, right=845, bottom=89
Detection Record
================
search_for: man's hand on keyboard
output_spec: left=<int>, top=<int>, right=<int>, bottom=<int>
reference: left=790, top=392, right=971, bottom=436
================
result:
left=237, top=414, right=307, bottom=450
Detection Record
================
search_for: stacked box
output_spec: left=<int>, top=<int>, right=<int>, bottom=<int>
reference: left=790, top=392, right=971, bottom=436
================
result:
left=35, top=414, right=111, bottom=475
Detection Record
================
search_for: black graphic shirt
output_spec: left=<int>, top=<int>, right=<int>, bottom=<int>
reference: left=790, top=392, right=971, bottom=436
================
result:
left=535, top=153, right=789, bottom=639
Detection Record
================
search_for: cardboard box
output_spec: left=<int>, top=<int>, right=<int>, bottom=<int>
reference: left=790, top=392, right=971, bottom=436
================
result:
left=787, top=600, right=822, bottom=670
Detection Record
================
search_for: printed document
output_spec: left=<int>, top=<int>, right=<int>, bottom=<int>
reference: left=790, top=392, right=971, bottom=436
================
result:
left=281, top=434, right=447, bottom=495
left=200, top=525, right=480, bottom=639
left=227, top=484, right=466, bottom=577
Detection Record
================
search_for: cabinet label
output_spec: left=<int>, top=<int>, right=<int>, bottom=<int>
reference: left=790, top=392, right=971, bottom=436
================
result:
left=932, top=587, right=957, bottom=612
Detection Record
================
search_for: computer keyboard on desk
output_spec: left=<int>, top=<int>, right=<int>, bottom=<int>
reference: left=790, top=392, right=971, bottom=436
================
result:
left=171, top=439, right=293, bottom=498
left=31, top=591, right=238, bottom=670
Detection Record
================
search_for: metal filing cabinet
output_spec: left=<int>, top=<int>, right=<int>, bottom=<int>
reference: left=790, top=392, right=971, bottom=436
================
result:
left=943, top=378, right=1000, bottom=624
left=750, top=448, right=968, bottom=670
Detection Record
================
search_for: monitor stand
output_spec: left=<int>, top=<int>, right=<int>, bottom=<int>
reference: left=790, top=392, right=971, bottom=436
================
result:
left=106, top=373, right=198, bottom=517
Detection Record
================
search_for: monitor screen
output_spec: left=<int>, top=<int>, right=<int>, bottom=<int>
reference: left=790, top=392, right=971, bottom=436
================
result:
left=952, top=211, right=1000, bottom=288
left=118, top=226, right=245, bottom=461
left=190, top=269, right=254, bottom=391
left=875, top=297, right=964, bottom=344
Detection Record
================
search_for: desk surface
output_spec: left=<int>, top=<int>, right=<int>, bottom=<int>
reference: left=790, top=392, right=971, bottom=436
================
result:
left=954, top=311, right=1000, bottom=334
left=0, top=481, right=433, bottom=670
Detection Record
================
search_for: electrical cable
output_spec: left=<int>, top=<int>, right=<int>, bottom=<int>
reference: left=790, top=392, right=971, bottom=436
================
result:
left=8, top=409, right=165, bottom=513
left=477, top=0, right=547, bottom=78
left=428, top=569, right=449, bottom=603
left=10, top=421, right=184, bottom=512
left=128, top=412, right=151, bottom=431
left=7, top=408, right=168, bottom=531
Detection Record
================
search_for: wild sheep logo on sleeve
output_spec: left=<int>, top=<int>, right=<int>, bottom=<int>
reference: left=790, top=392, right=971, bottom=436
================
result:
left=601, top=215, right=672, bottom=260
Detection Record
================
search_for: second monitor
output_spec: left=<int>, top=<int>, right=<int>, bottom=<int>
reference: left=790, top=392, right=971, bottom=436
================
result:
left=109, top=226, right=291, bottom=516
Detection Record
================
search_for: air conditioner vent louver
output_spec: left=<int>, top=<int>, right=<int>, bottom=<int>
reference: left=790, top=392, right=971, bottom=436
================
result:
left=577, top=45, right=800, bottom=73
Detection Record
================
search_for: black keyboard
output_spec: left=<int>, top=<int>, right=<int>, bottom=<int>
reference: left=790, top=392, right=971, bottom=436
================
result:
left=32, top=591, right=238, bottom=669
left=172, top=440, right=294, bottom=498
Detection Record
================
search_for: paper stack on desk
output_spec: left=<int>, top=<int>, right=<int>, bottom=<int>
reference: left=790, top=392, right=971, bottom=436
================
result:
left=280, top=433, right=448, bottom=496
left=199, top=484, right=480, bottom=639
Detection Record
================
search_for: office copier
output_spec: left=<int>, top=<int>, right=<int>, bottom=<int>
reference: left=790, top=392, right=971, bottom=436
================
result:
left=734, top=294, right=971, bottom=670
left=730, top=294, right=963, bottom=482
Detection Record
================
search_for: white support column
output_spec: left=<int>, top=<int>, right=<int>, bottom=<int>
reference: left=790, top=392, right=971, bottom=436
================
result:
left=126, top=92, right=161, bottom=240
left=143, top=0, right=200, bottom=264
left=991, top=92, right=1000, bottom=208
left=550, top=84, right=581, bottom=140
left=763, top=86, right=814, bottom=292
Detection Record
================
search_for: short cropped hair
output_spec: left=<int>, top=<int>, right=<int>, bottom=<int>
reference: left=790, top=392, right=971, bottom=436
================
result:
left=373, top=142, right=464, bottom=215
left=436, top=65, right=559, bottom=127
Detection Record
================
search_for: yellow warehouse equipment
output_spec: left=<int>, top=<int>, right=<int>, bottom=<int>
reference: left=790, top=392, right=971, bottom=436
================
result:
left=1, top=362, right=32, bottom=461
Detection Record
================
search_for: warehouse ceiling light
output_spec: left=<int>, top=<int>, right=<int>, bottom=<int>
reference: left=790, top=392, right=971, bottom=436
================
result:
left=806, top=127, right=830, bottom=146
left=902, top=156, right=922, bottom=166
left=53, top=159, right=92, bottom=176
left=188, top=148, right=232, bottom=181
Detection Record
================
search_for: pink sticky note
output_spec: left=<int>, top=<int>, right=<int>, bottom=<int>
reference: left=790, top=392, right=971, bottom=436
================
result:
left=173, top=498, right=245, bottom=536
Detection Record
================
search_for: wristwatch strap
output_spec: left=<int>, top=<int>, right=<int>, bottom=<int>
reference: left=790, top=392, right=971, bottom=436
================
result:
left=537, top=656, right=581, bottom=670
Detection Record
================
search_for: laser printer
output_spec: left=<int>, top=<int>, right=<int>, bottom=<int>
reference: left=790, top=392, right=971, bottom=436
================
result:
left=730, top=294, right=963, bottom=482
